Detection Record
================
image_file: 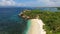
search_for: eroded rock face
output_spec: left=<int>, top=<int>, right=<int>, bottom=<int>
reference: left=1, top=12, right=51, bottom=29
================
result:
left=18, top=10, right=31, bottom=19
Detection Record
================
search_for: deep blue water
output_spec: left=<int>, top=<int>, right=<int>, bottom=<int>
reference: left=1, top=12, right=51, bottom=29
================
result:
left=0, top=7, right=58, bottom=34
left=0, top=7, right=57, bottom=23
left=0, top=7, right=28, bottom=34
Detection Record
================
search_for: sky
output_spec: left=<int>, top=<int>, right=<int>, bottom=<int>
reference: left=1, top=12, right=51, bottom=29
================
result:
left=0, top=0, right=60, bottom=7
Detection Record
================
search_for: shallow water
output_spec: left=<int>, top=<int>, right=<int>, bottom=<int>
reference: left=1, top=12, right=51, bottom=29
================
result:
left=23, top=20, right=31, bottom=34
left=0, top=7, right=58, bottom=34
left=25, top=19, right=46, bottom=34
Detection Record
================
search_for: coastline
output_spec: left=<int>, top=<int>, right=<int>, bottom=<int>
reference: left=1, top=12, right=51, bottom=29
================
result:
left=26, top=19, right=46, bottom=34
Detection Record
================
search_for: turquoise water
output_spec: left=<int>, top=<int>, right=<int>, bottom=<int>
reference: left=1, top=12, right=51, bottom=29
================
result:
left=23, top=20, right=31, bottom=34
left=0, top=7, right=58, bottom=34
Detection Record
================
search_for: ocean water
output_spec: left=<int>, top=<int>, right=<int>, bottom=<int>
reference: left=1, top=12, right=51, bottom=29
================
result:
left=0, top=7, right=58, bottom=34
left=0, top=7, right=28, bottom=34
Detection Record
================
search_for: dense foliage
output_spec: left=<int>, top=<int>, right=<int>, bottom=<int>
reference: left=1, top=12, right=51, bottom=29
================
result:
left=23, top=10, right=60, bottom=34
left=0, top=9, right=60, bottom=34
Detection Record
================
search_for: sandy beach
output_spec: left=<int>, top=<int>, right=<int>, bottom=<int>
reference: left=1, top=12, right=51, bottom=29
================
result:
left=27, top=19, right=46, bottom=34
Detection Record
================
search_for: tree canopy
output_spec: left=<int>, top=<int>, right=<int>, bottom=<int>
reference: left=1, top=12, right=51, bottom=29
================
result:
left=22, top=10, right=60, bottom=34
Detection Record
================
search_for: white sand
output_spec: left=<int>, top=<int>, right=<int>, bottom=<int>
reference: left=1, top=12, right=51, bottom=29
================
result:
left=27, top=19, right=46, bottom=34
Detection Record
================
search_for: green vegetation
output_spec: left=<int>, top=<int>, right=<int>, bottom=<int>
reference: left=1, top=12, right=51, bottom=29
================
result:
left=23, top=10, right=60, bottom=34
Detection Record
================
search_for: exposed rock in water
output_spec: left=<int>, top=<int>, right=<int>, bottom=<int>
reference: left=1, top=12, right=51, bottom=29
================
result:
left=18, top=10, right=31, bottom=19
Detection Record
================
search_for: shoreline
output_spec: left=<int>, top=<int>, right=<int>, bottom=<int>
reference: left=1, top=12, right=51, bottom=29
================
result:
left=26, top=19, right=46, bottom=34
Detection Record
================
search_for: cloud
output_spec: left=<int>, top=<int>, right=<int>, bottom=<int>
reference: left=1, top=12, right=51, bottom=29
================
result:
left=17, top=3, right=26, bottom=6
left=0, top=0, right=15, bottom=6
left=18, top=0, right=60, bottom=7
left=37, top=0, right=60, bottom=7
left=50, top=0, right=60, bottom=2
left=0, top=0, right=60, bottom=7
left=0, top=0, right=26, bottom=6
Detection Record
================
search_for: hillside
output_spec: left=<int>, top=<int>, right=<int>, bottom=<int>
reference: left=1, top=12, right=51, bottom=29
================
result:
left=19, top=10, right=60, bottom=34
